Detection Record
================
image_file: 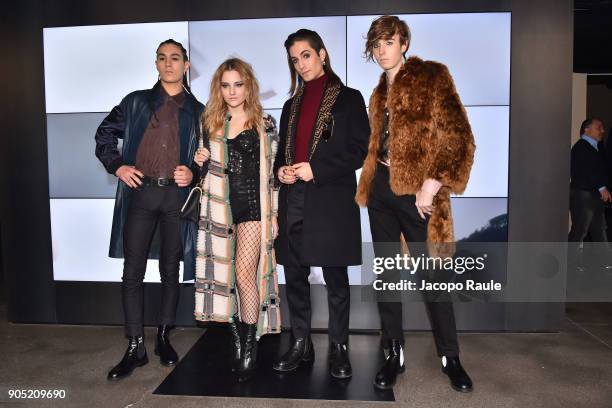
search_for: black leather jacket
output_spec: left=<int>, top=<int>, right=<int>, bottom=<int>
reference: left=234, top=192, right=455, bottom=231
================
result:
left=95, top=82, right=204, bottom=280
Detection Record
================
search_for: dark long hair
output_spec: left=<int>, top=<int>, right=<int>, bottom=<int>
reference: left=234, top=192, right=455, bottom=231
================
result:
left=156, top=39, right=192, bottom=94
left=284, top=29, right=342, bottom=96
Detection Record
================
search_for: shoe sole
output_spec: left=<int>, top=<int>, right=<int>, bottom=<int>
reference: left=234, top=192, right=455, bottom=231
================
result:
left=331, top=371, right=352, bottom=379
left=372, top=366, right=405, bottom=390
left=441, top=368, right=473, bottom=393
left=154, top=349, right=178, bottom=367
left=272, top=356, right=315, bottom=372
left=107, top=356, right=149, bottom=381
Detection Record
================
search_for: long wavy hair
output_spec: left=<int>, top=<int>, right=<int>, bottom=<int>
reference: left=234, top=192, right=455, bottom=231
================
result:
left=203, top=58, right=263, bottom=136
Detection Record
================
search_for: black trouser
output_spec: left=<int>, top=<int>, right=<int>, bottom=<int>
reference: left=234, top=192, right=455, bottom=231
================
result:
left=122, top=184, right=183, bottom=337
left=283, top=182, right=350, bottom=344
left=569, top=189, right=607, bottom=243
left=367, top=164, right=459, bottom=357
left=568, top=188, right=609, bottom=267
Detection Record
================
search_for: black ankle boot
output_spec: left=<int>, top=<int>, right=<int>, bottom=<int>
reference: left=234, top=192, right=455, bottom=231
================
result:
left=236, top=323, right=258, bottom=382
left=107, top=336, right=148, bottom=381
left=154, top=325, right=179, bottom=366
left=329, top=342, right=352, bottom=379
left=373, top=339, right=405, bottom=390
left=442, top=356, right=473, bottom=392
left=272, top=336, right=315, bottom=372
left=229, top=317, right=242, bottom=372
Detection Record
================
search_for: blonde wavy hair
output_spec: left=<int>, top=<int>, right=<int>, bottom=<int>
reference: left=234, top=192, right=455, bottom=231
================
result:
left=203, top=58, right=263, bottom=136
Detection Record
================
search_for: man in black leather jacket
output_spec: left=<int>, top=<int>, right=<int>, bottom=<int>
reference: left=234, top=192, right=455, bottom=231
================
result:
left=94, top=39, right=204, bottom=381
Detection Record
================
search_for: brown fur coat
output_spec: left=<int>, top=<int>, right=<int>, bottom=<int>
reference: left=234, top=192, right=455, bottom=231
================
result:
left=356, top=56, right=475, bottom=245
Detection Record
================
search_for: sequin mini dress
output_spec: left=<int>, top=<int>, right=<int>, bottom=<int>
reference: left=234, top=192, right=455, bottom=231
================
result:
left=227, top=128, right=261, bottom=223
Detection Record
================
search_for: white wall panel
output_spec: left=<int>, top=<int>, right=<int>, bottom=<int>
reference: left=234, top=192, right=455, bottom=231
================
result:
left=50, top=199, right=184, bottom=282
left=189, top=17, right=346, bottom=109
left=44, top=22, right=189, bottom=113
left=347, top=13, right=510, bottom=106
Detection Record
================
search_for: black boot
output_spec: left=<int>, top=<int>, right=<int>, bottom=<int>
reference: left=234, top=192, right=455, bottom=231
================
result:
left=154, top=325, right=179, bottom=366
left=272, top=336, right=315, bottom=372
left=229, top=317, right=242, bottom=372
left=236, top=323, right=258, bottom=382
left=373, top=339, right=405, bottom=390
left=107, top=336, right=148, bottom=381
left=329, top=342, right=352, bottom=379
left=442, top=356, right=473, bottom=392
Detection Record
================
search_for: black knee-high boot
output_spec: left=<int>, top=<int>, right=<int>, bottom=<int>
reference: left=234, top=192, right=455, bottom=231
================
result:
left=229, top=316, right=242, bottom=372
left=236, top=323, right=257, bottom=382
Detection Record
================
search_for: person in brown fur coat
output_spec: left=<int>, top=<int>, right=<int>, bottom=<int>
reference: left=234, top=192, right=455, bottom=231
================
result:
left=355, top=16, right=475, bottom=392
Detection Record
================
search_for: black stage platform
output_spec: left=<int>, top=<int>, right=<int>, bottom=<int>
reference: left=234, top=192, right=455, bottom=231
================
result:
left=154, top=327, right=395, bottom=402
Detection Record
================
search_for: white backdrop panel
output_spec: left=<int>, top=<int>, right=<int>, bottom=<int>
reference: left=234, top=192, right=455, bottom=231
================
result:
left=462, top=106, right=509, bottom=197
left=50, top=199, right=184, bottom=282
left=346, top=13, right=511, bottom=106
left=189, top=17, right=347, bottom=110
left=44, top=22, right=189, bottom=113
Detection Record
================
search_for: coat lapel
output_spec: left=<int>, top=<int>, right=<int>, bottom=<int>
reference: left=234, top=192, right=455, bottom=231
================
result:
left=284, top=81, right=343, bottom=164
left=284, top=86, right=304, bottom=165
left=178, top=97, right=196, bottom=165
left=308, top=82, right=342, bottom=160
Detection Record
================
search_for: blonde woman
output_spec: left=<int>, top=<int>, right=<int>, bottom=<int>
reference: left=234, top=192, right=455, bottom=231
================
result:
left=193, top=58, right=280, bottom=382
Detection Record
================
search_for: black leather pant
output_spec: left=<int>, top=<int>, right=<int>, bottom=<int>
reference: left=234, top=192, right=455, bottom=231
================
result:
left=367, top=165, right=459, bottom=357
left=283, top=182, right=351, bottom=344
left=122, top=184, right=183, bottom=337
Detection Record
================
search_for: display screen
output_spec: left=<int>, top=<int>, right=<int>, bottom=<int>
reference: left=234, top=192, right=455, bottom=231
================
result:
left=44, top=13, right=511, bottom=282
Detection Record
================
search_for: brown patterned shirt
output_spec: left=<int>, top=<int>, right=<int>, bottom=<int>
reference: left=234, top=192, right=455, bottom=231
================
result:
left=135, top=87, right=184, bottom=178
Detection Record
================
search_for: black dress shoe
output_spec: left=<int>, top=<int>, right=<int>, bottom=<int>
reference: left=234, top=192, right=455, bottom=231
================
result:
left=373, top=339, right=405, bottom=390
left=237, top=323, right=258, bottom=382
left=154, top=325, right=179, bottom=366
left=272, top=336, right=315, bottom=372
left=229, top=318, right=242, bottom=372
left=107, top=336, right=148, bottom=381
left=329, top=342, right=352, bottom=379
left=441, top=356, right=473, bottom=392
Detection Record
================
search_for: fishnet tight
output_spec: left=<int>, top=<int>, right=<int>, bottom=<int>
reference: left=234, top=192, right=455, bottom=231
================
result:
left=234, top=221, right=261, bottom=324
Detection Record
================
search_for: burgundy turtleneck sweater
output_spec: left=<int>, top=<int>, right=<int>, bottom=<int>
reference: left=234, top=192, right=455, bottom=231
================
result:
left=295, top=73, right=327, bottom=163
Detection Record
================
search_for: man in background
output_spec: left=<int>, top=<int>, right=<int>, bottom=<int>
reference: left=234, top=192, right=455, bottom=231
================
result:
left=569, top=118, right=611, bottom=270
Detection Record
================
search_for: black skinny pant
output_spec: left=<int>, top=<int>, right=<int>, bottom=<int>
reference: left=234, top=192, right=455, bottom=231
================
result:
left=283, top=182, right=350, bottom=344
left=122, top=184, right=183, bottom=337
left=367, top=164, right=459, bottom=357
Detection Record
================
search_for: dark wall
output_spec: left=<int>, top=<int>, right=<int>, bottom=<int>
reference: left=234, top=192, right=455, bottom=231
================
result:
left=587, top=76, right=612, bottom=137
left=2, top=0, right=572, bottom=331
left=574, top=2, right=612, bottom=74
left=505, top=0, right=573, bottom=329
left=2, top=1, right=56, bottom=323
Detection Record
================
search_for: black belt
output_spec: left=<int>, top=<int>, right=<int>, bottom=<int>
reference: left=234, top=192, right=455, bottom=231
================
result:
left=141, top=176, right=176, bottom=187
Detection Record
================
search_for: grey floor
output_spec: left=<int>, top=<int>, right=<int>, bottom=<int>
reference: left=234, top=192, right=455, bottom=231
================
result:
left=1, top=297, right=611, bottom=407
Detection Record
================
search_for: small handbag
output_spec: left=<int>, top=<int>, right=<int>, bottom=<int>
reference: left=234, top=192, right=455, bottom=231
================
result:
left=180, top=183, right=203, bottom=223
left=180, top=119, right=205, bottom=223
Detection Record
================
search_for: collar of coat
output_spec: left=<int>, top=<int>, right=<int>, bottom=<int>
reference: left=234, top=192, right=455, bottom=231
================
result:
left=147, top=81, right=198, bottom=114
left=284, top=80, right=342, bottom=164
